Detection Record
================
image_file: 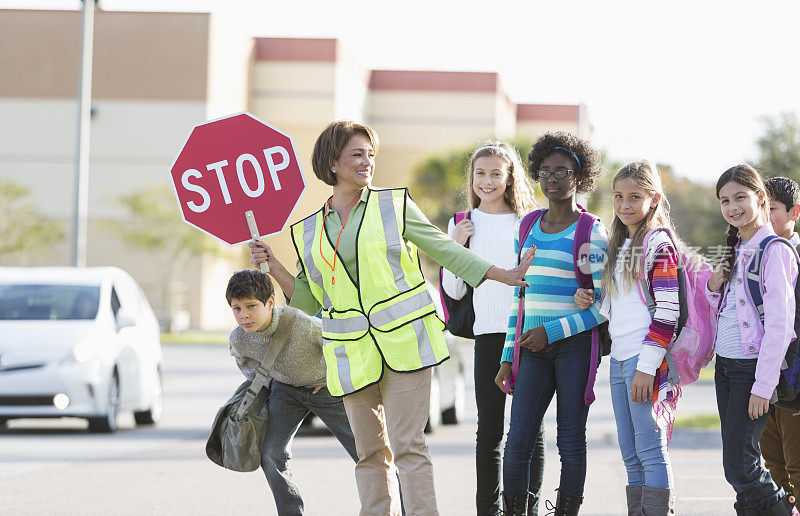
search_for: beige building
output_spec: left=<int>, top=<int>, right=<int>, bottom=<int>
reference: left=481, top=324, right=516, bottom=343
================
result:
left=0, top=12, right=588, bottom=330
left=0, top=9, right=237, bottom=330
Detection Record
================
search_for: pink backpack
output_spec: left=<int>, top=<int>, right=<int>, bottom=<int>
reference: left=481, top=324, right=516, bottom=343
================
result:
left=637, top=228, right=717, bottom=386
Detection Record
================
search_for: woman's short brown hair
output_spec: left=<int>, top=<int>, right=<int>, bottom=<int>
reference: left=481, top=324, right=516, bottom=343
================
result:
left=311, top=121, right=380, bottom=186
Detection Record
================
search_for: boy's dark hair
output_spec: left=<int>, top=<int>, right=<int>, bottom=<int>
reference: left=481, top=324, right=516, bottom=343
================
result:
left=225, top=270, right=274, bottom=305
left=765, top=176, right=800, bottom=211
left=527, top=131, right=602, bottom=194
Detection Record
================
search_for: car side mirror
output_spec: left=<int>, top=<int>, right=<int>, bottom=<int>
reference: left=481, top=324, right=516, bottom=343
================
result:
left=116, top=310, right=136, bottom=331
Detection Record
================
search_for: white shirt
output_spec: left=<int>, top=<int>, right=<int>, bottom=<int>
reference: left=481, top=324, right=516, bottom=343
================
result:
left=442, top=209, right=518, bottom=335
left=608, top=239, right=654, bottom=362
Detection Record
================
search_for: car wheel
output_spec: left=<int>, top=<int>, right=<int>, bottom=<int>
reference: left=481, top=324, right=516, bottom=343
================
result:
left=88, top=372, right=119, bottom=433
left=134, top=369, right=162, bottom=426
left=442, top=373, right=465, bottom=425
left=424, top=374, right=441, bottom=434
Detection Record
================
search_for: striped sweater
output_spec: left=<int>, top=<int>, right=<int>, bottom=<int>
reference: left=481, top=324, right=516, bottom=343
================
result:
left=501, top=216, right=608, bottom=363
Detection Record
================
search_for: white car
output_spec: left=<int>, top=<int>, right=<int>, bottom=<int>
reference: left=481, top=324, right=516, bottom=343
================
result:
left=0, top=267, right=163, bottom=432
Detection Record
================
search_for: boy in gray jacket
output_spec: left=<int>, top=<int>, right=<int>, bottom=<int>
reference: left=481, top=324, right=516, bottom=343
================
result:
left=226, top=270, right=357, bottom=515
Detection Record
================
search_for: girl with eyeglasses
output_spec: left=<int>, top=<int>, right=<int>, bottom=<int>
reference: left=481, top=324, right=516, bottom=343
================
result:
left=441, top=141, right=539, bottom=515
left=494, top=132, right=608, bottom=515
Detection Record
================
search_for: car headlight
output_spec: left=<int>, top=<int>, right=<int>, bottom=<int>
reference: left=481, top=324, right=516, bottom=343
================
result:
left=63, top=341, right=99, bottom=364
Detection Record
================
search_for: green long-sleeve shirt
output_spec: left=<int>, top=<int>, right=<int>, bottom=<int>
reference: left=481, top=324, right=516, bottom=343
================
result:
left=288, top=187, right=492, bottom=315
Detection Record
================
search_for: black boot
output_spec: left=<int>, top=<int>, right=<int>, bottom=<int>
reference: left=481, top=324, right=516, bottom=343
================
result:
left=527, top=491, right=540, bottom=516
left=553, top=490, right=583, bottom=516
left=502, top=492, right=528, bottom=516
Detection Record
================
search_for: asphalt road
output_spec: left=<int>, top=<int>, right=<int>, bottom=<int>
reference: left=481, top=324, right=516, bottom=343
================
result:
left=0, top=342, right=735, bottom=515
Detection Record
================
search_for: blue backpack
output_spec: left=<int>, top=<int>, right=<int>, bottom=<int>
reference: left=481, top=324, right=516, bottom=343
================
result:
left=744, top=235, right=800, bottom=411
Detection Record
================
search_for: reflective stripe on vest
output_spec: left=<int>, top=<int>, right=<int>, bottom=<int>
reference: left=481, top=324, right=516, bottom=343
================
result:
left=377, top=189, right=409, bottom=292
left=330, top=340, right=355, bottom=394
left=368, top=286, right=435, bottom=330
left=301, top=215, right=332, bottom=310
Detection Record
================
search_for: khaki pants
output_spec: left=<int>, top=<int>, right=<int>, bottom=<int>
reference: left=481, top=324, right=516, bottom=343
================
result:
left=760, top=406, right=800, bottom=501
left=343, top=367, right=438, bottom=516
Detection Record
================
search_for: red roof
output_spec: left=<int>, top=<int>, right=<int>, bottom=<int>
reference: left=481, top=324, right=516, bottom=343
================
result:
left=369, top=70, right=499, bottom=92
left=254, top=38, right=336, bottom=62
left=517, top=104, right=580, bottom=122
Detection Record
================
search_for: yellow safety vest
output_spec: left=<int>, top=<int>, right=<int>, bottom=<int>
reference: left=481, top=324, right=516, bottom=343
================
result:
left=290, top=187, right=449, bottom=396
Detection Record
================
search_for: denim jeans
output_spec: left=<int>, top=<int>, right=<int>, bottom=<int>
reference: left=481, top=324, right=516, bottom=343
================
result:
left=475, top=333, right=545, bottom=516
left=260, top=381, right=358, bottom=516
left=715, top=355, right=785, bottom=510
left=503, top=330, right=592, bottom=499
left=609, top=355, right=673, bottom=488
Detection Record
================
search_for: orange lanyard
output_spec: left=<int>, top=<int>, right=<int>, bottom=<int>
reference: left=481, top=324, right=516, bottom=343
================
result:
left=320, top=198, right=356, bottom=285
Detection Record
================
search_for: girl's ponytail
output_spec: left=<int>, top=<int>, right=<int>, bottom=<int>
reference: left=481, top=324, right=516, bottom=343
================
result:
left=723, top=223, right=739, bottom=282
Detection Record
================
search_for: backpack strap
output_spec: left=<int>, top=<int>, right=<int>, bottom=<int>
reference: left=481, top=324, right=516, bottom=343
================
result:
left=503, top=209, right=545, bottom=394
left=573, top=212, right=598, bottom=289
left=235, top=307, right=296, bottom=420
left=637, top=227, right=677, bottom=317
left=517, top=210, right=545, bottom=263
left=439, top=211, right=472, bottom=324
left=745, top=235, right=800, bottom=325
left=570, top=211, right=604, bottom=405
left=453, top=211, right=471, bottom=246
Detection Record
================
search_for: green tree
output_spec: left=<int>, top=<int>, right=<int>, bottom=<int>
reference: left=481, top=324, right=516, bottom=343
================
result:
left=0, top=179, right=64, bottom=264
left=109, top=184, right=225, bottom=325
left=753, top=111, right=800, bottom=182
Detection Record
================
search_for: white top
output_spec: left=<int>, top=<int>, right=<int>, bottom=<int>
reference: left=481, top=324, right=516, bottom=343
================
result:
left=715, top=274, right=747, bottom=359
left=608, top=239, right=655, bottom=362
left=442, top=209, right=518, bottom=335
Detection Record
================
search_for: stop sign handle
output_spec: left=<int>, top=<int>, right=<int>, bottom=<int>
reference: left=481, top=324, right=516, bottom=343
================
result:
left=245, top=210, right=270, bottom=274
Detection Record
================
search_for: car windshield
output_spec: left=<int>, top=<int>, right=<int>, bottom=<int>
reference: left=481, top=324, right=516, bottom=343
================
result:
left=0, top=284, right=101, bottom=320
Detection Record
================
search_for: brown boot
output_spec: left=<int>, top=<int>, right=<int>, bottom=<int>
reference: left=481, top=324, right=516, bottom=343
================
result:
left=641, top=486, right=674, bottom=515
left=625, top=486, right=642, bottom=515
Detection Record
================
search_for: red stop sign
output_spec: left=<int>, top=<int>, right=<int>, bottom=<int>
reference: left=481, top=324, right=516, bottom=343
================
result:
left=169, top=112, right=306, bottom=245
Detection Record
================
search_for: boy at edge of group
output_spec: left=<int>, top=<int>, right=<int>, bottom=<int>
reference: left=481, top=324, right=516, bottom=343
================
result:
left=225, top=269, right=358, bottom=515
left=761, top=176, right=800, bottom=503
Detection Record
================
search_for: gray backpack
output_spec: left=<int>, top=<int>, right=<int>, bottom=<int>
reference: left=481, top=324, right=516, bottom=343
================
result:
left=206, top=307, right=295, bottom=472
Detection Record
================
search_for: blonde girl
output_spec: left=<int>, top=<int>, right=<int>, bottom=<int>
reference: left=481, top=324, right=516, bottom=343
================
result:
left=442, top=142, right=539, bottom=515
left=578, top=160, right=683, bottom=514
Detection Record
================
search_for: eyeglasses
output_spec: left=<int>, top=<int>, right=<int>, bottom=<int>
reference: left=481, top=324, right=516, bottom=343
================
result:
left=536, top=169, right=573, bottom=180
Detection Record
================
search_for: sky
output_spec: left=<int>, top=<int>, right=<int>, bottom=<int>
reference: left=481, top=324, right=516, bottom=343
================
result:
left=5, top=0, right=800, bottom=183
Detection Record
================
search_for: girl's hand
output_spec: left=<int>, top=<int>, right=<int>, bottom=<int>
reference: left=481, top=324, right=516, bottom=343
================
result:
left=485, top=246, right=536, bottom=287
left=312, top=386, right=324, bottom=394
left=630, top=371, right=655, bottom=404
left=452, top=219, right=474, bottom=246
left=708, top=264, right=726, bottom=292
left=494, top=362, right=513, bottom=393
left=574, top=288, right=594, bottom=309
left=748, top=394, right=769, bottom=420
left=517, top=326, right=548, bottom=353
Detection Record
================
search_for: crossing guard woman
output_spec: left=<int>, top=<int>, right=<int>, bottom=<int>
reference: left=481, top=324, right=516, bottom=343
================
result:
left=250, top=120, right=534, bottom=515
